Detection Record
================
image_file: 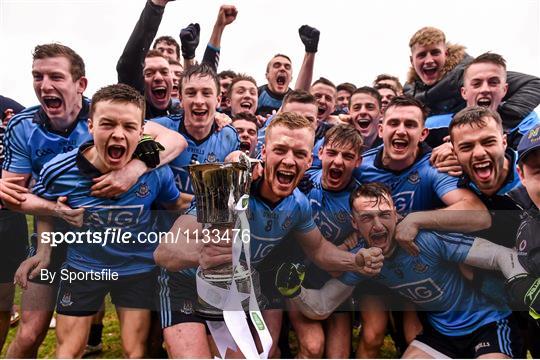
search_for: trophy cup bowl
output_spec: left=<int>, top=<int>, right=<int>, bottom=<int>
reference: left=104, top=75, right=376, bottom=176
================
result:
left=188, top=156, right=265, bottom=319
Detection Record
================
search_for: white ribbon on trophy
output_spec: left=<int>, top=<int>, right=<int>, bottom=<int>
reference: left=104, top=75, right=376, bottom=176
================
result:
left=197, top=194, right=273, bottom=359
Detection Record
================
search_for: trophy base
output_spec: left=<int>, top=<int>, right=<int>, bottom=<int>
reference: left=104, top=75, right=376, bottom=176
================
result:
left=195, top=262, right=266, bottom=320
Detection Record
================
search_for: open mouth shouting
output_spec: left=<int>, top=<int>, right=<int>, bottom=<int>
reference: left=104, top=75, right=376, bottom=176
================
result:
left=276, top=169, right=295, bottom=184
left=276, top=75, right=287, bottom=87
left=422, top=64, right=439, bottom=81
left=42, top=95, right=63, bottom=112
left=191, top=108, right=209, bottom=120
left=326, top=167, right=344, bottom=188
left=240, top=101, right=253, bottom=111
left=356, top=118, right=371, bottom=130
left=106, top=143, right=127, bottom=166
left=476, top=97, right=492, bottom=108
left=472, top=160, right=493, bottom=183
left=317, top=106, right=327, bottom=117
left=152, top=86, right=167, bottom=100
left=370, top=230, right=388, bottom=247
left=391, top=138, right=409, bottom=154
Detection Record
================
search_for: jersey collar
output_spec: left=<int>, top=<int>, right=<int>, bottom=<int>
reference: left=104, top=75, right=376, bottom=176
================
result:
left=373, top=142, right=431, bottom=174
left=33, top=97, right=90, bottom=138
left=75, top=140, right=103, bottom=178
left=178, top=118, right=217, bottom=146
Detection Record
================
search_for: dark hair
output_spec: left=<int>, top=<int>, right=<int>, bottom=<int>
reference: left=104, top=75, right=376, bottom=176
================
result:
left=145, top=49, right=168, bottom=61
left=282, top=90, right=316, bottom=106
left=373, top=74, right=403, bottom=93
left=350, top=182, right=393, bottom=211
left=374, top=82, right=398, bottom=95
left=312, top=77, right=337, bottom=90
left=228, top=74, right=258, bottom=95
left=33, top=43, right=85, bottom=80
left=384, top=96, right=429, bottom=123
left=168, top=59, right=182, bottom=67
left=350, top=86, right=382, bottom=108
left=180, top=63, right=220, bottom=94
left=90, top=84, right=146, bottom=124
left=449, top=106, right=503, bottom=141
left=464, top=52, right=507, bottom=79
left=323, top=124, right=363, bottom=156
left=232, top=111, right=258, bottom=127
left=218, top=70, right=237, bottom=79
left=153, top=36, right=180, bottom=60
left=337, top=82, right=357, bottom=95
left=266, top=54, right=292, bottom=73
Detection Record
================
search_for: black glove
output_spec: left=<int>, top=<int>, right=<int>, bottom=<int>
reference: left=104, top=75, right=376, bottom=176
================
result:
left=505, top=273, right=540, bottom=320
left=298, top=25, right=320, bottom=53
left=179, top=23, right=200, bottom=60
left=275, top=263, right=306, bottom=298
left=133, top=134, right=165, bottom=168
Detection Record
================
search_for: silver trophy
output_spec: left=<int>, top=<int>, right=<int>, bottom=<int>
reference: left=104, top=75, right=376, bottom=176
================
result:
left=188, top=154, right=264, bottom=319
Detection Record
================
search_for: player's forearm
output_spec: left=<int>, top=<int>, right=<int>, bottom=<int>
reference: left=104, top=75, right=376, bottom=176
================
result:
left=290, top=279, right=353, bottom=320
left=310, top=239, right=361, bottom=273
left=465, top=237, right=528, bottom=279
left=154, top=240, right=202, bottom=271
left=144, top=121, right=188, bottom=166
left=6, top=193, right=56, bottom=217
left=407, top=205, right=491, bottom=233
left=294, top=52, right=315, bottom=91
left=36, top=216, right=55, bottom=257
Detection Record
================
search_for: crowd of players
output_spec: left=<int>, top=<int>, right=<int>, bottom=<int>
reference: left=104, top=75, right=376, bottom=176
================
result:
left=1, top=0, right=540, bottom=358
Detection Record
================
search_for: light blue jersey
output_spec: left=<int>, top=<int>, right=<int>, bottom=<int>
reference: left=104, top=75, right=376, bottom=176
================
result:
left=182, top=180, right=316, bottom=277
left=304, top=169, right=357, bottom=245
left=2, top=99, right=92, bottom=179
left=33, top=142, right=180, bottom=276
left=150, top=116, right=239, bottom=194
left=354, top=144, right=458, bottom=215
left=340, top=231, right=510, bottom=336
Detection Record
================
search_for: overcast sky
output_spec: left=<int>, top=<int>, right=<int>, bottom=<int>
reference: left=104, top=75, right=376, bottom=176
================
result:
left=1, top=0, right=539, bottom=107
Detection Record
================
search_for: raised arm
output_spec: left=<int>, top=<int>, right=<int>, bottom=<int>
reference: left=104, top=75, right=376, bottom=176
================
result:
left=294, top=25, right=319, bottom=91
left=117, top=0, right=171, bottom=93
left=200, top=5, right=238, bottom=72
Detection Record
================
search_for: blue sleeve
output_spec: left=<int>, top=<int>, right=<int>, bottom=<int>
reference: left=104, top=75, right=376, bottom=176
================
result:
left=2, top=116, right=31, bottom=174
left=148, top=117, right=175, bottom=131
left=429, top=164, right=459, bottom=199
left=32, top=159, right=72, bottom=201
left=293, top=192, right=317, bottom=233
left=224, top=125, right=240, bottom=153
left=155, top=166, right=180, bottom=204
left=419, top=231, right=475, bottom=264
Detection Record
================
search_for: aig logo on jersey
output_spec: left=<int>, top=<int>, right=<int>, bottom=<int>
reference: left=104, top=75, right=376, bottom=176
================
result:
left=392, top=278, right=443, bottom=304
left=85, top=205, right=144, bottom=228
left=136, top=183, right=151, bottom=198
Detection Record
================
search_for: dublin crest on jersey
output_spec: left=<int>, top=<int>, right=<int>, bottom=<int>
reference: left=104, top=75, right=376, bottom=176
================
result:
left=135, top=183, right=151, bottom=198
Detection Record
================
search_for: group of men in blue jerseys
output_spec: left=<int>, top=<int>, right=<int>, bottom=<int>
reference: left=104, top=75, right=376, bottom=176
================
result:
left=1, top=1, right=540, bottom=358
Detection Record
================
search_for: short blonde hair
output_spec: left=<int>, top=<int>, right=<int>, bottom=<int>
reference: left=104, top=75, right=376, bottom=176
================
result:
left=265, top=112, right=315, bottom=145
left=409, top=27, right=446, bottom=48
